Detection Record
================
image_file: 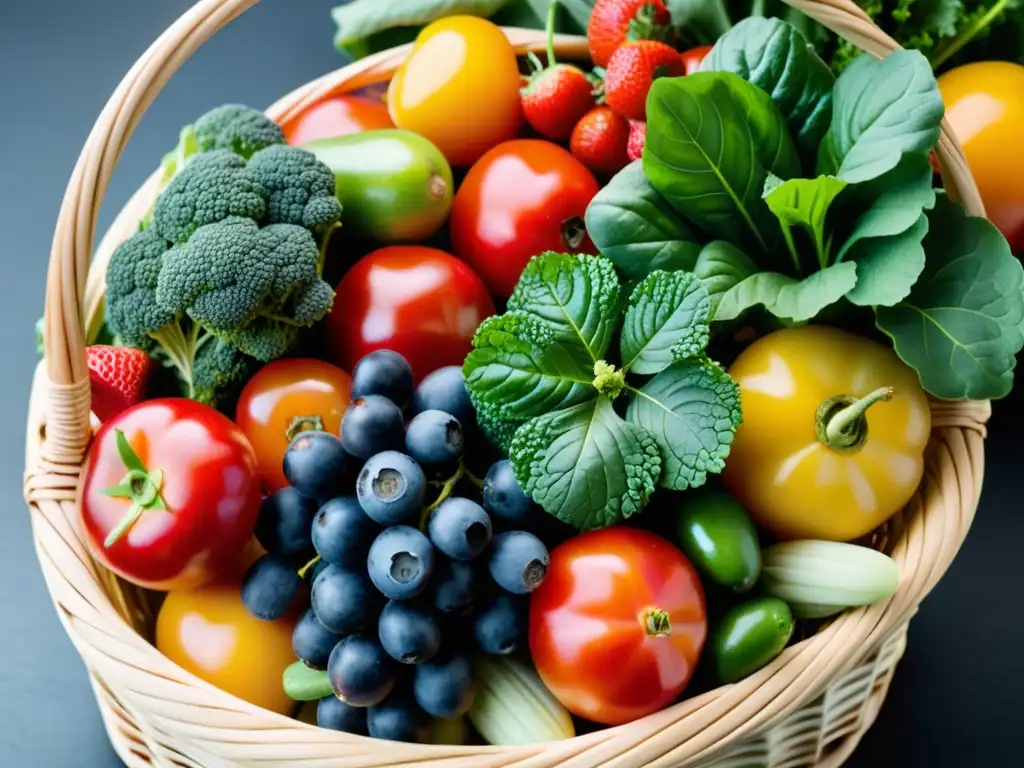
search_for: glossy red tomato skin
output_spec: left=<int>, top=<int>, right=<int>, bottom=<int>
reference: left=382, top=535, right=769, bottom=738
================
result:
left=680, top=45, right=713, bottom=75
left=450, top=139, right=601, bottom=298
left=80, top=399, right=261, bottom=592
left=281, top=94, right=394, bottom=145
left=235, top=359, right=352, bottom=493
left=529, top=527, right=708, bottom=726
left=326, top=245, right=496, bottom=383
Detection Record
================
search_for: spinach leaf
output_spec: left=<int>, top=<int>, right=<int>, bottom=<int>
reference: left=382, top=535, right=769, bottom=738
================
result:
left=762, top=174, right=847, bottom=268
left=509, top=397, right=662, bottom=530
left=817, top=50, right=945, bottom=183
left=876, top=196, right=1024, bottom=400
left=644, top=72, right=801, bottom=259
left=620, top=271, right=711, bottom=375
left=585, top=162, right=702, bottom=281
left=845, top=214, right=929, bottom=307
left=691, top=241, right=760, bottom=318
left=332, top=0, right=509, bottom=52
left=626, top=358, right=742, bottom=490
left=507, top=252, right=621, bottom=365
left=699, top=17, right=834, bottom=161
left=462, top=313, right=596, bottom=420
left=714, top=262, right=858, bottom=322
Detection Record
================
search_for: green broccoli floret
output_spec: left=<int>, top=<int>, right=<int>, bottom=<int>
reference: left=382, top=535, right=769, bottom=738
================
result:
left=151, top=151, right=267, bottom=244
left=155, top=217, right=335, bottom=361
left=193, top=104, right=285, bottom=158
left=244, top=144, right=343, bottom=232
left=192, top=337, right=258, bottom=407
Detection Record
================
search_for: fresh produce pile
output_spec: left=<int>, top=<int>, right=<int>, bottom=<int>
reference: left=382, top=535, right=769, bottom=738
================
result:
left=64, top=0, right=1024, bottom=749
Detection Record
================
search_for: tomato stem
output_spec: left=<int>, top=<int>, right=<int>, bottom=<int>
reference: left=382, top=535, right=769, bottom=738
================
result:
left=286, top=414, right=325, bottom=443
left=816, top=387, right=894, bottom=453
left=100, top=430, right=168, bottom=548
left=641, top=607, right=673, bottom=637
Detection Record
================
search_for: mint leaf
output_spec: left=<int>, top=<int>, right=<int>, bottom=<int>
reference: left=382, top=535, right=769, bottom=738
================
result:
left=463, top=313, right=595, bottom=421
left=818, top=51, right=944, bottom=183
left=691, top=241, right=760, bottom=319
left=845, top=214, right=929, bottom=307
left=644, top=72, right=800, bottom=259
left=876, top=196, right=1024, bottom=400
left=716, top=262, right=858, bottom=322
left=510, top=397, right=662, bottom=530
left=585, top=162, right=702, bottom=281
left=763, top=174, right=848, bottom=266
left=626, top=358, right=741, bottom=490
left=620, top=271, right=711, bottom=375
left=508, top=252, right=621, bottom=364
left=700, top=17, right=834, bottom=159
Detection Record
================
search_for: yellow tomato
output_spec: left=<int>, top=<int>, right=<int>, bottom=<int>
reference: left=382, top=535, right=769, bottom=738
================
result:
left=722, top=326, right=931, bottom=542
left=156, top=580, right=297, bottom=716
left=387, top=16, right=522, bottom=167
left=938, top=61, right=1024, bottom=253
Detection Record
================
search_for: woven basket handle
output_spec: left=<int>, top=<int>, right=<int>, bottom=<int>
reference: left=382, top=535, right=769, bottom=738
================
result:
left=41, top=0, right=984, bottom=466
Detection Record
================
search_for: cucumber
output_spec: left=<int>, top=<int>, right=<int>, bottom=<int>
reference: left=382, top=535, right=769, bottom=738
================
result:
left=760, top=540, right=900, bottom=619
left=468, top=655, right=574, bottom=745
left=300, top=129, right=453, bottom=243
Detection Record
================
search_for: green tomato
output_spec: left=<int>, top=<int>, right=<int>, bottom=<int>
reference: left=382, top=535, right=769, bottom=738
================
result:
left=300, top=129, right=453, bottom=243
left=711, top=596, right=794, bottom=684
left=672, top=488, right=761, bottom=593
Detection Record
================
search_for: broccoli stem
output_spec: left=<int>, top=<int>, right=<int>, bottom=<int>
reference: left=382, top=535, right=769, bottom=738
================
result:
left=149, top=320, right=206, bottom=399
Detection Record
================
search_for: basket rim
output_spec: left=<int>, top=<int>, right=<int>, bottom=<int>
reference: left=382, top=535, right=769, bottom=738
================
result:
left=25, top=13, right=993, bottom=767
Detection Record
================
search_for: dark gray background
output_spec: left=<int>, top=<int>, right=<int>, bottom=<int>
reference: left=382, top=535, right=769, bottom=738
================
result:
left=0, top=1, right=1020, bottom=766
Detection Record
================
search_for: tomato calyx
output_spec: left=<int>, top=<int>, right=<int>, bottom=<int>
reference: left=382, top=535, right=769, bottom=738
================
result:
left=592, top=360, right=626, bottom=399
left=640, top=606, right=673, bottom=637
left=286, top=414, right=325, bottom=443
left=814, top=386, right=894, bottom=453
left=100, top=429, right=168, bottom=548
left=561, top=216, right=588, bottom=250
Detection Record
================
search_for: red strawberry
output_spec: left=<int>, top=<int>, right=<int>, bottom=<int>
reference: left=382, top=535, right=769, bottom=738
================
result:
left=571, top=106, right=631, bottom=176
left=522, top=62, right=597, bottom=141
left=605, top=40, right=686, bottom=121
left=588, top=0, right=672, bottom=68
left=627, top=120, right=646, bottom=161
left=87, top=345, right=153, bottom=423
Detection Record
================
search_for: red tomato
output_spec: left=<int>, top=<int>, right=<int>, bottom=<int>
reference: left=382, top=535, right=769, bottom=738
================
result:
left=680, top=45, right=713, bottom=75
left=235, top=359, right=353, bottom=492
left=280, top=94, right=394, bottom=145
left=450, top=139, right=601, bottom=298
left=529, top=527, right=707, bottom=725
left=326, top=246, right=496, bottom=383
left=80, top=399, right=261, bottom=592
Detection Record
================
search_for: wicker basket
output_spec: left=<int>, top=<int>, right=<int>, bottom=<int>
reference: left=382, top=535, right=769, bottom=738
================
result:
left=24, top=0, right=993, bottom=766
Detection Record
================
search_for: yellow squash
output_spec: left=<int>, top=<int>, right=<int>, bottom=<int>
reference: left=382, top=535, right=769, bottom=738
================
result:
left=722, top=326, right=930, bottom=542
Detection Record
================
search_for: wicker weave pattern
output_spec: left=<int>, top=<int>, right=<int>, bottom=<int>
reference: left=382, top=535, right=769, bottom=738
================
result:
left=24, top=1, right=991, bottom=766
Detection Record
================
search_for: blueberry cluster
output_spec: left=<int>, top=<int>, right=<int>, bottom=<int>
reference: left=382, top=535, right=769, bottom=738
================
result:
left=240, top=350, right=551, bottom=742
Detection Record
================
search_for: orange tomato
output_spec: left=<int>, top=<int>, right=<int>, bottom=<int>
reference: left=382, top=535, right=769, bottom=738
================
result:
left=281, top=94, right=394, bottom=145
left=235, top=359, right=352, bottom=492
left=386, top=16, right=522, bottom=167
left=938, top=61, right=1024, bottom=253
left=156, top=581, right=297, bottom=716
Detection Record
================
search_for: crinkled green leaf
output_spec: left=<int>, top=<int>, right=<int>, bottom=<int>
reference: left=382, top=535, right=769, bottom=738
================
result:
left=876, top=196, right=1024, bottom=400
left=715, top=262, right=858, bottom=323
left=507, top=252, right=621, bottom=363
left=626, top=358, right=742, bottom=490
left=845, top=214, right=929, bottom=307
left=692, top=241, right=760, bottom=319
left=510, top=397, right=662, bottom=530
left=462, top=312, right=595, bottom=420
left=817, top=50, right=945, bottom=183
left=472, top=395, right=525, bottom=456
left=763, top=173, right=848, bottom=266
left=620, top=271, right=711, bottom=375
left=700, top=17, right=834, bottom=159
left=585, top=162, right=702, bottom=281
left=332, top=0, right=508, bottom=50
left=644, top=72, right=800, bottom=260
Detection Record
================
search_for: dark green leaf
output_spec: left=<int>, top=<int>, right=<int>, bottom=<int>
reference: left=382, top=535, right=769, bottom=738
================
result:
left=283, top=661, right=333, bottom=701
left=507, top=252, right=621, bottom=363
left=691, top=241, right=760, bottom=319
left=620, top=271, right=711, bottom=375
left=876, top=196, right=1024, bottom=400
left=556, top=0, right=596, bottom=30
left=817, top=51, right=944, bottom=183
left=666, top=0, right=733, bottom=44
left=715, top=262, right=858, bottom=322
left=763, top=173, right=847, bottom=266
left=462, top=312, right=596, bottom=420
left=700, top=17, right=834, bottom=159
left=510, top=397, right=662, bottom=530
left=626, top=358, right=742, bottom=490
left=332, top=0, right=509, bottom=50
left=584, top=161, right=702, bottom=281
left=845, top=214, right=929, bottom=307
left=492, top=0, right=592, bottom=32
left=644, top=72, right=801, bottom=259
